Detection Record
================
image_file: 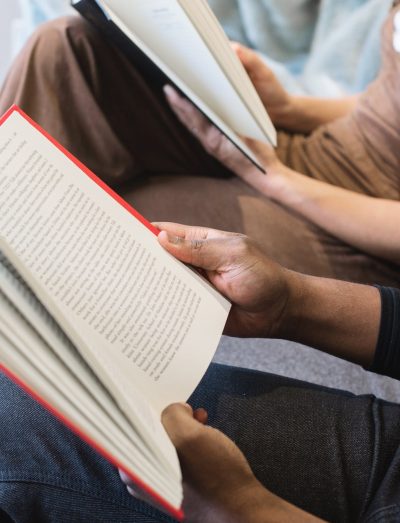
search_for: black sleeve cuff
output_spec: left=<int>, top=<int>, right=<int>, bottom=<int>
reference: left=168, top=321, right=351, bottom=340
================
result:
left=369, top=286, right=400, bottom=380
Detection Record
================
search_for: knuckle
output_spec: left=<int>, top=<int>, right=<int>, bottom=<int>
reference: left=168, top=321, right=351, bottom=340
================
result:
left=204, top=128, right=224, bottom=154
left=191, top=238, right=204, bottom=251
left=190, top=238, right=206, bottom=264
left=233, top=234, right=254, bottom=256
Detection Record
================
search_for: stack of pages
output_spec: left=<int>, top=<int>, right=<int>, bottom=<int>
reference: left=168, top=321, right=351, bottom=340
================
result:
left=0, top=106, right=230, bottom=519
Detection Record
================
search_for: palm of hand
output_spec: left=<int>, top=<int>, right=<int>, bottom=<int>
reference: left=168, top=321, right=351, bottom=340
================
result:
left=163, top=84, right=280, bottom=178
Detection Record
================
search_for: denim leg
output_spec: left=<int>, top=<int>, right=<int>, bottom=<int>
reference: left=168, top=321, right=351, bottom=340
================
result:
left=189, top=365, right=400, bottom=522
left=1, top=363, right=400, bottom=522
left=0, top=372, right=174, bottom=523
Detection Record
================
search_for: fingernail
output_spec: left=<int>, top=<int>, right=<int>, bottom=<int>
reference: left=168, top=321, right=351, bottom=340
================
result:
left=158, top=230, right=181, bottom=244
left=163, top=85, right=175, bottom=98
left=167, top=234, right=181, bottom=245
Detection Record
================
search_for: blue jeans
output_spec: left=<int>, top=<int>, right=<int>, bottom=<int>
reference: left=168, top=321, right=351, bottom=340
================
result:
left=1, top=363, right=400, bottom=522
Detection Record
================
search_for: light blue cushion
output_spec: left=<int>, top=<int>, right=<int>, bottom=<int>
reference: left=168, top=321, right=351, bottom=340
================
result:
left=209, top=0, right=392, bottom=95
left=14, top=0, right=393, bottom=96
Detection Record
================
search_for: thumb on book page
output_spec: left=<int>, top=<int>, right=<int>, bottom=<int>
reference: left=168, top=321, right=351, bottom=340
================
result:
left=157, top=229, right=229, bottom=272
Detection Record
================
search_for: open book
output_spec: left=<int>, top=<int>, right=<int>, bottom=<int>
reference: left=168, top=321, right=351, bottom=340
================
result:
left=71, top=0, right=277, bottom=172
left=0, top=106, right=231, bottom=520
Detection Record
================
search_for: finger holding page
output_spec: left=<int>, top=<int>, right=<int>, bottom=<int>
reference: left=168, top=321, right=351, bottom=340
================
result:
left=153, top=221, right=215, bottom=240
left=163, top=84, right=226, bottom=151
left=163, top=85, right=281, bottom=187
left=156, top=222, right=293, bottom=339
left=121, top=402, right=236, bottom=522
left=230, top=42, right=293, bottom=126
left=156, top=229, right=233, bottom=274
left=118, top=468, right=167, bottom=513
left=153, top=221, right=238, bottom=243
left=120, top=404, right=207, bottom=507
left=155, top=222, right=248, bottom=277
left=163, top=84, right=210, bottom=137
left=154, top=221, right=243, bottom=295
left=231, top=41, right=270, bottom=82
left=161, top=403, right=267, bottom=523
left=163, top=85, right=257, bottom=174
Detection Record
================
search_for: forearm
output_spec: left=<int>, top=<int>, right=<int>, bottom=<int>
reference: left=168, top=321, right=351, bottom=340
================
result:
left=268, top=166, right=400, bottom=264
left=277, top=271, right=381, bottom=367
left=281, top=95, right=359, bottom=133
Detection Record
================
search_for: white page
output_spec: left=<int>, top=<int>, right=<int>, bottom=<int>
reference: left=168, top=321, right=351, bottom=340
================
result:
left=179, top=0, right=276, bottom=143
left=95, top=2, right=267, bottom=170
left=0, top=110, right=230, bottom=442
left=0, top=294, right=179, bottom=502
left=97, top=0, right=275, bottom=161
left=0, top=328, right=182, bottom=509
left=0, top=252, right=179, bottom=481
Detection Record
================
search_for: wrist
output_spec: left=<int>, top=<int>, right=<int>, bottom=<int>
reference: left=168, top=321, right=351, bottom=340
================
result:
left=273, top=269, right=309, bottom=341
left=269, top=270, right=381, bottom=370
left=266, top=94, right=296, bottom=129
left=277, top=95, right=323, bottom=134
left=263, top=164, right=300, bottom=202
left=272, top=94, right=302, bottom=131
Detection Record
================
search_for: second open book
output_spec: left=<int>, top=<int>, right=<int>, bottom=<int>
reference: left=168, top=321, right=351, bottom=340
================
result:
left=72, top=0, right=277, bottom=172
left=0, top=107, right=231, bottom=520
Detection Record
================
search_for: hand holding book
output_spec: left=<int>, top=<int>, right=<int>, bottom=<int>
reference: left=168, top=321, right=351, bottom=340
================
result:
left=124, top=402, right=271, bottom=523
left=163, top=85, right=284, bottom=192
left=231, top=43, right=293, bottom=128
left=0, top=104, right=291, bottom=521
left=120, top=224, right=326, bottom=521
left=72, top=0, right=277, bottom=171
left=154, top=221, right=290, bottom=339
left=0, top=107, right=232, bottom=520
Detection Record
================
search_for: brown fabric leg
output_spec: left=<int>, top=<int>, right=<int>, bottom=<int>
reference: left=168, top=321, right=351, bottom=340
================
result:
left=124, top=175, right=400, bottom=285
left=0, top=16, right=230, bottom=186
left=1, top=16, right=399, bottom=286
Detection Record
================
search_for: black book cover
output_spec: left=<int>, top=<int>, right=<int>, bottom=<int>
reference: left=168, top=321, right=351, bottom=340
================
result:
left=72, top=0, right=168, bottom=88
left=71, top=0, right=265, bottom=173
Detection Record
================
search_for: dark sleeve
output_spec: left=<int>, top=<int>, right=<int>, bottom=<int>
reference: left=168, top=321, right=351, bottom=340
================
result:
left=369, top=286, right=400, bottom=380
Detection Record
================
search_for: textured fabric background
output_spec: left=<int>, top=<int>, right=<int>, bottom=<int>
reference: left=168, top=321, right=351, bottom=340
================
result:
left=5, top=0, right=392, bottom=95
left=208, top=0, right=393, bottom=95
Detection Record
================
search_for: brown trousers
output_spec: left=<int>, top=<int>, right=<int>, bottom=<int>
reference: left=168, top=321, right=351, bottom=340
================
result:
left=1, top=16, right=399, bottom=285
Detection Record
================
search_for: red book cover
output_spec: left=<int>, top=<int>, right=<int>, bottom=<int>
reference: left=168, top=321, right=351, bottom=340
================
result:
left=0, top=105, right=184, bottom=522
